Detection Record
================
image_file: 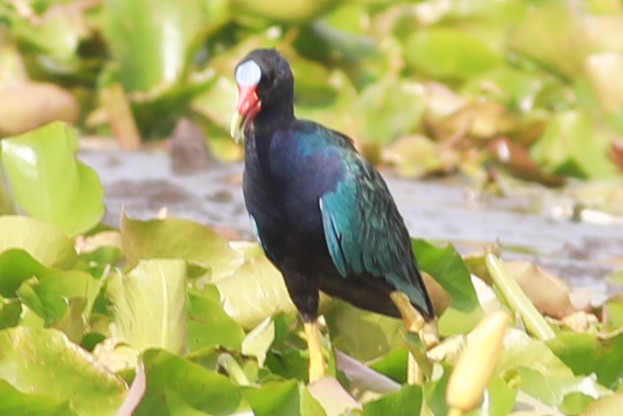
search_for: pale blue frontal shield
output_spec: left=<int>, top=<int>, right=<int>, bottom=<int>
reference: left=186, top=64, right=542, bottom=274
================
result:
left=235, top=60, right=262, bottom=86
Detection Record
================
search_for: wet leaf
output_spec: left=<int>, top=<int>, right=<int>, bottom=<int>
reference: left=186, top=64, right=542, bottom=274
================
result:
left=0, top=327, right=126, bottom=416
left=108, top=259, right=188, bottom=354
left=1, top=122, right=104, bottom=236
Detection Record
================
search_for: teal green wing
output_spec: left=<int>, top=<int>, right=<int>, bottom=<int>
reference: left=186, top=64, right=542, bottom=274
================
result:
left=319, top=157, right=434, bottom=318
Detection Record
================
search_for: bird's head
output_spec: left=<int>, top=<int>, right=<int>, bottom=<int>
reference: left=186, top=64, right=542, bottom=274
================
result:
left=230, top=49, right=294, bottom=143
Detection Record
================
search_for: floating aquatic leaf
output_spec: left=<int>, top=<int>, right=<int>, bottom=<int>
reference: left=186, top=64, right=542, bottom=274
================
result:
left=0, top=327, right=126, bottom=416
left=1, top=122, right=104, bottom=236
left=108, top=259, right=188, bottom=354
left=135, top=349, right=251, bottom=416
left=121, top=215, right=242, bottom=280
left=0, top=216, right=77, bottom=268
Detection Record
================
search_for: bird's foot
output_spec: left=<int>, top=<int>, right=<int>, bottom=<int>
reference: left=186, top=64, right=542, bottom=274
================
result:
left=390, top=291, right=439, bottom=348
left=304, top=321, right=327, bottom=383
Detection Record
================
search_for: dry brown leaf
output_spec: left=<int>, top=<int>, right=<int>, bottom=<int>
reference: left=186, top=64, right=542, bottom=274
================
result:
left=505, top=260, right=589, bottom=318
left=0, top=82, right=79, bottom=136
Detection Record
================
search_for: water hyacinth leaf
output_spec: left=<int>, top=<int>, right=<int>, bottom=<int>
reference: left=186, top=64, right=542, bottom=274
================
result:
left=546, top=331, right=623, bottom=388
left=515, top=367, right=608, bottom=411
left=16, top=269, right=100, bottom=327
left=412, top=239, right=483, bottom=335
left=353, top=76, right=426, bottom=145
left=102, top=0, right=205, bottom=92
left=362, top=384, right=422, bottom=416
left=231, top=0, right=337, bottom=23
left=135, top=349, right=251, bottom=416
left=0, top=298, right=21, bottom=330
left=506, top=1, right=589, bottom=80
left=0, top=327, right=126, bottom=416
left=187, top=287, right=245, bottom=352
left=0, top=379, right=77, bottom=416
left=242, top=316, right=275, bottom=368
left=9, top=6, right=82, bottom=62
left=121, top=215, right=242, bottom=280
left=404, top=28, right=502, bottom=81
left=369, top=348, right=409, bottom=384
left=531, top=110, right=619, bottom=179
left=0, top=122, right=104, bottom=236
left=216, top=254, right=296, bottom=329
left=324, top=300, right=403, bottom=362
left=0, top=216, right=77, bottom=269
left=0, top=249, right=50, bottom=297
left=242, top=379, right=301, bottom=416
left=500, top=329, right=573, bottom=378
left=108, top=259, right=188, bottom=354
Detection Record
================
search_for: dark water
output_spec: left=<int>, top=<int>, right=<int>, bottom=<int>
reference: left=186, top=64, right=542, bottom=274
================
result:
left=79, top=149, right=623, bottom=303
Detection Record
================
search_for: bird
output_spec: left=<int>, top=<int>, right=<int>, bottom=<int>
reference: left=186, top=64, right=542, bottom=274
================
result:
left=231, top=48, right=436, bottom=383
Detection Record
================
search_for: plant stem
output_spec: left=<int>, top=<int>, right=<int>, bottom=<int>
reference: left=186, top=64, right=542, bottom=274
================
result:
left=485, top=251, right=555, bottom=341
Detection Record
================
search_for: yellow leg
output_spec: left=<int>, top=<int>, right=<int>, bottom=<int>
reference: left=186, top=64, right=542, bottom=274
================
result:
left=390, top=291, right=439, bottom=384
left=304, top=321, right=326, bottom=383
